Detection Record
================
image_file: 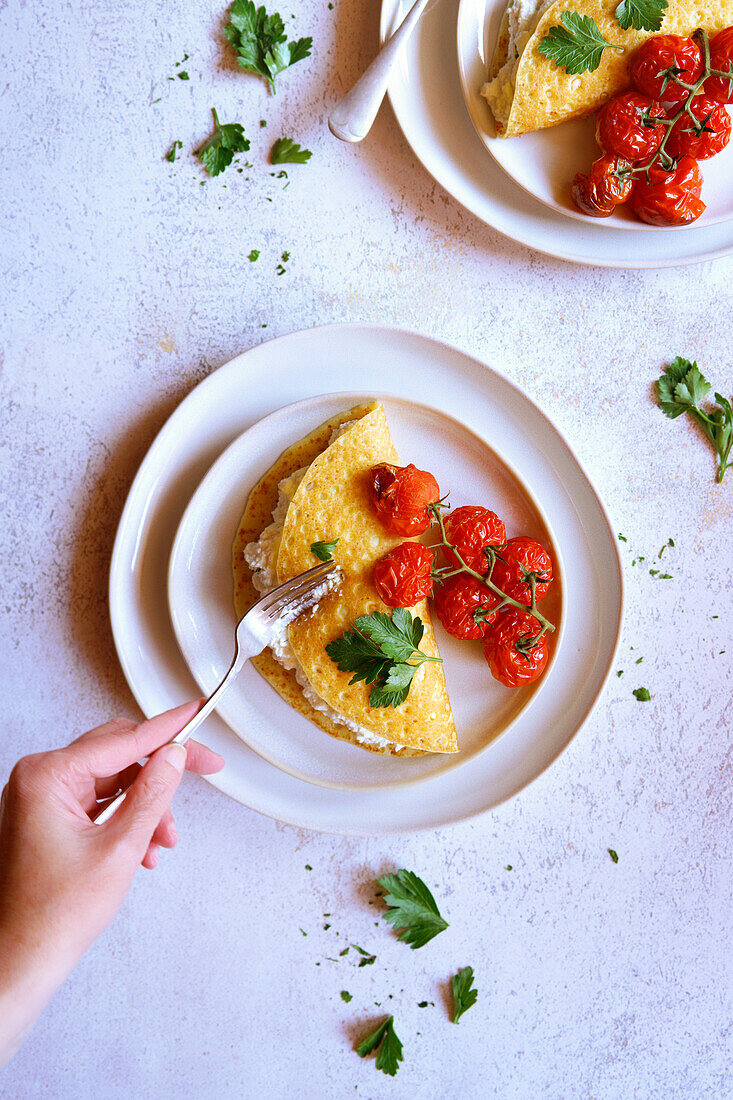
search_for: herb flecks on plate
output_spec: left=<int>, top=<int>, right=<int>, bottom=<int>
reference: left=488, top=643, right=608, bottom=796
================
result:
left=356, top=1016, right=403, bottom=1077
left=326, top=609, right=442, bottom=709
left=224, top=0, right=312, bottom=93
left=538, top=13, right=622, bottom=75
left=451, top=966, right=478, bottom=1023
left=657, top=357, right=732, bottom=484
left=271, top=137, right=313, bottom=164
left=196, top=109, right=250, bottom=176
left=377, top=869, right=449, bottom=949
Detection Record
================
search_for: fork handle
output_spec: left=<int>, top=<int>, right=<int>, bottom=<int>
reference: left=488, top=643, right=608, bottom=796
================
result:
left=92, top=651, right=246, bottom=825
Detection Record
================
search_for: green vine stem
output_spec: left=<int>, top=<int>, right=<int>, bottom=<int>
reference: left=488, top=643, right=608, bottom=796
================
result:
left=427, top=505, right=556, bottom=641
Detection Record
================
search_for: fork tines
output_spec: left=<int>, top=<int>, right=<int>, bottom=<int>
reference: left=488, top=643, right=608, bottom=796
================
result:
left=259, top=561, right=342, bottom=622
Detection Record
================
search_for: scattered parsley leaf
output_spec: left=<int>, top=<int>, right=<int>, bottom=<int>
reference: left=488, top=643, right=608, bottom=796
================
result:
left=539, top=12, right=622, bottom=75
left=196, top=108, right=250, bottom=176
left=633, top=687, right=651, bottom=701
left=608, top=848, right=619, bottom=863
left=417, top=1001, right=431, bottom=1008
left=659, top=538, right=674, bottom=558
left=305, top=864, right=312, bottom=870
left=616, top=670, right=623, bottom=677
left=451, top=966, right=478, bottom=1024
left=377, top=869, right=449, bottom=949
left=340, top=990, right=352, bottom=1002
left=224, top=0, right=312, bottom=93
left=248, top=248, right=260, bottom=261
left=164, top=140, right=183, bottom=162
left=657, top=358, right=732, bottom=483
left=357, top=1016, right=403, bottom=1077
left=271, top=136, right=313, bottom=164
left=177, top=70, right=190, bottom=79
left=310, top=538, right=339, bottom=561
left=635, top=656, right=643, bottom=664
left=339, top=947, right=349, bottom=956
left=506, top=864, right=513, bottom=870
left=615, top=0, right=667, bottom=31
left=617, top=533, right=627, bottom=542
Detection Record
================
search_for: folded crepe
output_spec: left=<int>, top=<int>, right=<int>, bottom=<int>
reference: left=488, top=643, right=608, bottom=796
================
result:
left=482, top=0, right=730, bottom=137
left=233, top=402, right=458, bottom=756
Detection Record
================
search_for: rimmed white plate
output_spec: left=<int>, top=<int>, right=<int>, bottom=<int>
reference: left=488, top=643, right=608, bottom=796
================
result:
left=110, top=323, right=623, bottom=834
left=380, top=0, right=733, bottom=265
left=456, top=0, right=733, bottom=231
left=167, top=392, right=566, bottom=792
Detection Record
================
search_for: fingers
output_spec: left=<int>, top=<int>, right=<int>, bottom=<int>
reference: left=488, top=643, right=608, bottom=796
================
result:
left=70, top=701, right=204, bottom=778
left=142, top=843, right=159, bottom=870
left=183, top=739, right=225, bottom=775
left=108, top=742, right=187, bottom=853
left=151, top=808, right=177, bottom=849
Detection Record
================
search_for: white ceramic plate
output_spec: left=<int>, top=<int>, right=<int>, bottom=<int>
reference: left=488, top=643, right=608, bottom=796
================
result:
left=456, top=0, right=733, bottom=231
left=110, top=324, right=623, bottom=834
left=167, top=393, right=566, bottom=792
left=380, top=0, right=733, bottom=265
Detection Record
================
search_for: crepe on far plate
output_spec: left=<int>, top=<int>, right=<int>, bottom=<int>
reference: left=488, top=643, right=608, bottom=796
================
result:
left=482, top=0, right=730, bottom=137
left=233, top=402, right=458, bottom=757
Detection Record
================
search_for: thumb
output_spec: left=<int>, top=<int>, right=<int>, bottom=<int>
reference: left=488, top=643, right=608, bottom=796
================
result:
left=112, top=742, right=187, bottom=851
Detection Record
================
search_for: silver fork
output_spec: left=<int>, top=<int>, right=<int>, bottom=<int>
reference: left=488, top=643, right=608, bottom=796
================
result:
left=93, top=561, right=342, bottom=824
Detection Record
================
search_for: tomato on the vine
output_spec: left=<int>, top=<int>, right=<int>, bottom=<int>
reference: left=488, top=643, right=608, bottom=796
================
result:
left=596, top=92, right=667, bottom=161
left=705, top=26, right=733, bottom=104
left=442, top=505, right=506, bottom=575
left=631, top=155, right=705, bottom=226
left=571, top=154, right=635, bottom=217
left=666, top=94, right=732, bottom=159
left=631, top=35, right=703, bottom=104
left=433, top=574, right=500, bottom=640
left=370, top=463, right=440, bottom=537
left=483, top=609, right=549, bottom=688
left=373, top=542, right=434, bottom=608
left=490, top=536, right=553, bottom=605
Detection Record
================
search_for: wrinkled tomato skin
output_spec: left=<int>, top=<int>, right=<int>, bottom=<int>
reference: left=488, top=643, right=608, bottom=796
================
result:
left=631, top=35, right=703, bottom=104
left=705, top=27, right=733, bottom=104
left=572, top=154, right=635, bottom=217
left=370, top=463, right=440, bottom=537
left=483, top=609, right=549, bottom=688
left=433, top=574, right=500, bottom=640
left=666, top=95, right=732, bottom=159
left=596, top=92, right=667, bottom=160
left=442, top=506, right=507, bottom=575
left=373, top=542, right=434, bottom=608
left=490, top=536, right=553, bottom=605
left=631, top=155, right=705, bottom=226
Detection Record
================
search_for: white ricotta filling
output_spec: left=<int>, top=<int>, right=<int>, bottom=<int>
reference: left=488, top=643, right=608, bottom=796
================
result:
left=244, top=465, right=399, bottom=751
left=482, top=0, right=555, bottom=127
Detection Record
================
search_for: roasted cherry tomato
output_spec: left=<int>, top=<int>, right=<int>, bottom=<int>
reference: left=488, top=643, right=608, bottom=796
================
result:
left=433, top=574, right=500, bottom=640
left=571, top=154, right=635, bottom=217
left=483, top=609, right=549, bottom=688
left=442, top=505, right=507, bottom=575
left=666, top=94, right=732, bottom=159
left=596, top=92, right=667, bottom=160
left=370, top=463, right=440, bottom=537
left=631, top=35, right=703, bottom=104
left=631, top=155, right=705, bottom=226
left=373, top=542, right=434, bottom=608
left=705, top=26, right=733, bottom=104
left=490, top=536, right=553, bottom=605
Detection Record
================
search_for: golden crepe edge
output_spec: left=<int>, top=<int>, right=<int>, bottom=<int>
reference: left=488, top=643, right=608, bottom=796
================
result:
left=482, top=0, right=731, bottom=138
left=232, top=402, right=459, bottom=757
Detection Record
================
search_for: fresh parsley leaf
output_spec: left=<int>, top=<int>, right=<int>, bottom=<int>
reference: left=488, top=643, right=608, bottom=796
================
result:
left=340, top=990, right=352, bottom=1002
left=377, top=869, right=449, bottom=949
left=451, top=966, right=478, bottom=1023
left=327, top=609, right=438, bottom=709
left=355, top=609, right=425, bottom=664
left=368, top=673, right=414, bottom=709
left=177, top=70, right=190, bottom=80
left=352, top=944, right=376, bottom=966
left=164, top=140, right=183, bottom=162
left=224, top=0, right=312, bottom=93
left=248, top=249, right=260, bottom=261
left=310, top=538, right=339, bottom=561
left=608, top=848, right=619, bottom=863
left=357, top=1016, right=403, bottom=1076
left=325, top=631, right=393, bottom=687
left=271, top=137, right=313, bottom=164
left=657, top=358, right=733, bottom=483
left=196, top=108, right=250, bottom=176
left=538, top=12, right=622, bottom=75
left=615, top=0, right=667, bottom=31
left=633, top=687, right=651, bottom=701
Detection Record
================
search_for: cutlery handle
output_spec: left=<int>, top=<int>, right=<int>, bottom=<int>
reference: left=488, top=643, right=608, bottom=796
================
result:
left=328, top=0, right=430, bottom=143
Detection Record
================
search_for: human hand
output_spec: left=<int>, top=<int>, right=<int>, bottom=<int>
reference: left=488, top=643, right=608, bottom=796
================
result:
left=0, top=701, right=224, bottom=1063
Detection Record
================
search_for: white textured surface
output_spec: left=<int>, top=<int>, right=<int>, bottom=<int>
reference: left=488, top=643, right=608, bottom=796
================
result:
left=0, top=0, right=732, bottom=1096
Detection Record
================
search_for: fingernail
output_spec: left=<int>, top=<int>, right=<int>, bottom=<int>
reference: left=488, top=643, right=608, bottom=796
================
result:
left=162, top=742, right=187, bottom=774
